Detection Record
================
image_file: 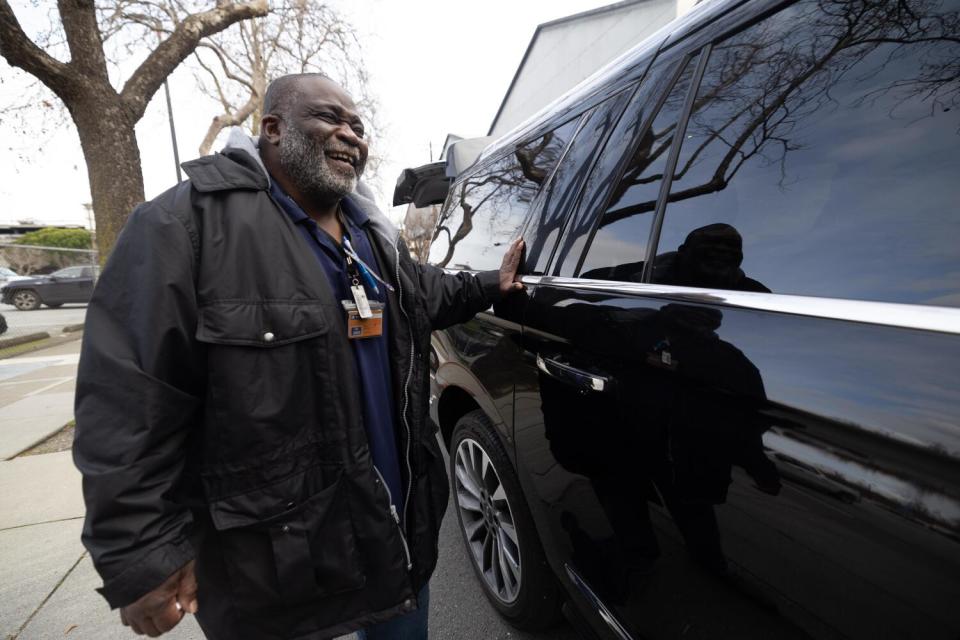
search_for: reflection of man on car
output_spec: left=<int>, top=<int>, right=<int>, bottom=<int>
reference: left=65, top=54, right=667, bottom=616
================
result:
left=653, top=223, right=770, bottom=292
left=538, top=297, right=779, bottom=599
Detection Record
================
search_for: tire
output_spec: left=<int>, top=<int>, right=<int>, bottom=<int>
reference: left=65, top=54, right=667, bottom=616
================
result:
left=11, top=289, right=41, bottom=311
left=450, top=409, right=563, bottom=630
left=44, top=303, right=63, bottom=309
left=0, top=313, right=6, bottom=335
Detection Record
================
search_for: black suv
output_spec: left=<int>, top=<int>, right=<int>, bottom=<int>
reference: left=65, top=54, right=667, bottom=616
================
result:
left=424, top=1, right=960, bottom=639
left=1, top=265, right=98, bottom=310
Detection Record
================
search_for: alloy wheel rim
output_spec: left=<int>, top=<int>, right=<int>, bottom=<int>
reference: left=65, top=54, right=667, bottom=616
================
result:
left=13, top=291, right=35, bottom=309
left=453, top=438, right=522, bottom=604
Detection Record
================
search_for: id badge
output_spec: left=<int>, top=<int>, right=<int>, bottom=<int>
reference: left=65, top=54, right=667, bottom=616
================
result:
left=350, top=283, right=373, bottom=318
left=342, top=300, right=384, bottom=339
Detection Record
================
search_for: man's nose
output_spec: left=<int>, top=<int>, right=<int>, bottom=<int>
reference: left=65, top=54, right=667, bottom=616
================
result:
left=334, top=122, right=362, bottom=146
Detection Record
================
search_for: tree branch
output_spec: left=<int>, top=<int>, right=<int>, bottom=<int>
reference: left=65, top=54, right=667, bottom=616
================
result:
left=0, top=0, right=71, bottom=95
left=198, top=92, right=259, bottom=155
left=120, top=0, right=266, bottom=118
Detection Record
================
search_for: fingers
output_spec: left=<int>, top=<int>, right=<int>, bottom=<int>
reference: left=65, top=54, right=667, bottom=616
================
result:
left=139, top=616, right=162, bottom=637
left=501, top=237, right=524, bottom=272
left=150, top=598, right=184, bottom=635
left=508, top=237, right=524, bottom=264
left=119, top=560, right=196, bottom=637
left=177, top=560, right=199, bottom=614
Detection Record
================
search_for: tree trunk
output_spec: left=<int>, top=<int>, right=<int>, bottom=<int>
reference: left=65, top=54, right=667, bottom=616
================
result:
left=70, top=96, right=145, bottom=262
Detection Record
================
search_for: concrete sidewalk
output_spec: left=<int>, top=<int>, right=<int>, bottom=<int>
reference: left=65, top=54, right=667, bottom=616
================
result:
left=0, top=339, right=81, bottom=461
left=0, top=338, right=205, bottom=639
left=0, top=451, right=207, bottom=640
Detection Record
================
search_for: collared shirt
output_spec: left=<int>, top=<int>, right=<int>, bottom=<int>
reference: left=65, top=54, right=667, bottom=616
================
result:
left=269, top=178, right=404, bottom=512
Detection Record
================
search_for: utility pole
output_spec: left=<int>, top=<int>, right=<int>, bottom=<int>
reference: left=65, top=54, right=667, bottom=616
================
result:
left=83, top=202, right=99, bottom=271
left=164, top=79, right=183, bottom=183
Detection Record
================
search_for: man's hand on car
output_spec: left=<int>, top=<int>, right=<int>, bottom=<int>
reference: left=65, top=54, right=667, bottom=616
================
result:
left=500, top=237, right=525, bottom=295
left=120, top=560, right=198, bottom=637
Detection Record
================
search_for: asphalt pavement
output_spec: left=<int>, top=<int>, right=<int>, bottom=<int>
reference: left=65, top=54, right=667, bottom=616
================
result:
left=0, top=335, right=580, bottom=639
left=1, top=304, right=88, bottom=335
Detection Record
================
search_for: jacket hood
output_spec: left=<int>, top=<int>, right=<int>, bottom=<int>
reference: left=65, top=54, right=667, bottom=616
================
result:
left=206, top=128, right=400, bottom=248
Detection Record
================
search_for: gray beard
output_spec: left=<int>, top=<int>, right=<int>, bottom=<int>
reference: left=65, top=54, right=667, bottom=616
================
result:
left=278, top=124, right=358, bottom=201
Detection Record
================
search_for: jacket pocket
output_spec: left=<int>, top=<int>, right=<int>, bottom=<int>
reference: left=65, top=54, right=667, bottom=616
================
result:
left=208, top=468, right=365, bottom=607
left=195, top=300, right=341, bottom=459
left=196, top=300, right=329, bottom=347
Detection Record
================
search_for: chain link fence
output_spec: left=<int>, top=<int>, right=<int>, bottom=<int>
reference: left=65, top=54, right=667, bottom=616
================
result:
left=0, top=243, right=98, bottom=358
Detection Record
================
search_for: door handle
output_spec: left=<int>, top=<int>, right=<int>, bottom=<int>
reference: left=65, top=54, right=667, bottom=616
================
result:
left=536, top=354, right=612, bottom=393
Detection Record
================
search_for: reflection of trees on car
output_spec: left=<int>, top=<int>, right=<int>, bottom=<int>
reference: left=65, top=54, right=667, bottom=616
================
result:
left=609, top=0, right=959, bottom=228
left=431, top=130, right=567, bottom=269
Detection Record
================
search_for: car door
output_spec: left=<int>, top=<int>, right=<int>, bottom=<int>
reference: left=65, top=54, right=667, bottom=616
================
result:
left=44, top=267, right=82, bottom=304
left=428, top=118, right=583, bottom=444
left=517, top=43, right=804, bottom=640
left=70, top=266, right=96, bottom=303
left=516, top=1, right=960, bottom=638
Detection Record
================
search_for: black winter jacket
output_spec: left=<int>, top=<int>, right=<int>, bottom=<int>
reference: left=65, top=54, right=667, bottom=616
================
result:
left=73, top=142, right=500, bottom=640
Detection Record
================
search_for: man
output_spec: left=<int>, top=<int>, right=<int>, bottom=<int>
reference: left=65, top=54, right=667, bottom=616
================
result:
left=73, top=73, right=524, bottom=639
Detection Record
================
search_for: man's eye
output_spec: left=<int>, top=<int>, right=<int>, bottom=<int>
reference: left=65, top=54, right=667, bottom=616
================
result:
left=353, top=126, right=365, bottom=138
left=318, top=112, right=338, bottom=123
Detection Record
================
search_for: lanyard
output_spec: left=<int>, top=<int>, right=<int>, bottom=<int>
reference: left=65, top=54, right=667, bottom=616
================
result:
left=343, top=236, right=394, bottom=294
left=340, top=234, right=373, bottom=318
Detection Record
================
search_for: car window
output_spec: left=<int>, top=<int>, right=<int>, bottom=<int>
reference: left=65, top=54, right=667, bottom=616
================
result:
left=651, top=0, right=960, bottom=306
left=429, top=125, right=576, bottom=271
left=0, top=268, right=15, bottom=277
left=536, top=86, right=638, bottom=277
left=513, top=117, right=582, bottom=275
left=53, top=267, right=83, bottom=278
left=564, top=53, right=695, bottom=280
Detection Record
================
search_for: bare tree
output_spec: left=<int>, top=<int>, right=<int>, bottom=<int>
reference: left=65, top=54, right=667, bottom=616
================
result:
left=431, top=131, right=564, bottom=269
left=0, top=0, right=268, bottom=258
left=192, top=0, right=382, bottom=186
left=400, top=204, right=439, bottom=263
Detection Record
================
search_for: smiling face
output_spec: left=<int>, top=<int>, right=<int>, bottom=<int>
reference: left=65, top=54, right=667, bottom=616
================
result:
left=267, top=75, right=369, bottom=202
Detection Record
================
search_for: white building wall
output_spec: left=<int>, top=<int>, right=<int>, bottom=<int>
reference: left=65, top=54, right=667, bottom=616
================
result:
left=490, top=0, right=680, bottom=137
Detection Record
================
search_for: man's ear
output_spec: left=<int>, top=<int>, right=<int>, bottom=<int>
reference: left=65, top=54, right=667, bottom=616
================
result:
left=261, top=114, right=283, bottom=145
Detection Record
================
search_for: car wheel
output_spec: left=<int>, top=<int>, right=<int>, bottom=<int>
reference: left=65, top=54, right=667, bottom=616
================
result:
left=11, top=289, right=41, bottom=311
left=44, top=303, right=63, bottom=309
left=450, top=409, right=563, bottom=630
left=0, top=313, right=6, bottom=335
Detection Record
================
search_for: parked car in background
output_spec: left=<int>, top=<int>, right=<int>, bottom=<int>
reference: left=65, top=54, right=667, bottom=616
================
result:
left=0, top=265, right=99, bottom=310
left=421, top=0, right=960, bottom=639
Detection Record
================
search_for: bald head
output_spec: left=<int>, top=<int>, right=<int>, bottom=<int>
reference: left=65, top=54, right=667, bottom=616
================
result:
left=262, top=73, right=333, bottom=122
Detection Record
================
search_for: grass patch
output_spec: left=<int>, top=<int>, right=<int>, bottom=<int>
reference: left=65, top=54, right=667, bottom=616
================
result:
left=18, top=420, right=75, bottom=457
left=0, top=336, right=54, bottom=359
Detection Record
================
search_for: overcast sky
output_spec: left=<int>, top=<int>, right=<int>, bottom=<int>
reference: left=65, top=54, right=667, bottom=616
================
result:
left=1, top=0, right=617, bottom=228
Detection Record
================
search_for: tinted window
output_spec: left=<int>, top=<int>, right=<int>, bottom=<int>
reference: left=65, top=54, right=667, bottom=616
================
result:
left=54, top=267, right=84, bottom=278
left=511, top=117, right=583, bottom=274
left=653, top=0, right=960, bottom=306
left=570, top=54, right=695, bottom=280
left=534, top=87, right=635, bottom=276
left=429, top=123, right=578, bottom=271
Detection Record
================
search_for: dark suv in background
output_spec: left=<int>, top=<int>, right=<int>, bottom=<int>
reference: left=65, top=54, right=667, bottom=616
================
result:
left=423, top=0, right=960, bottom=638
left=1, top=265, right=98, bottom=310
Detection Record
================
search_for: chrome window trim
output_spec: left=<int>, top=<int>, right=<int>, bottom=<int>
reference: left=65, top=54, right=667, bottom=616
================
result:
left=519, top=275, right=960, bottom=335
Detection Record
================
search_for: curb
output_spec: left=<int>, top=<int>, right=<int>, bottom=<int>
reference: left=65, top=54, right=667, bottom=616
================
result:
left=0, top=331, right=51, bottom=349
left=0, top=331, right=83, bottom=361
left=62, top=324, right=84, bottom=333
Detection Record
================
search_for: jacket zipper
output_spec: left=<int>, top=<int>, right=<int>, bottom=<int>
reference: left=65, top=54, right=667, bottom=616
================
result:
left=394, top=235, right=416, bottom=532
left=373, top=464, right=413, bottom=569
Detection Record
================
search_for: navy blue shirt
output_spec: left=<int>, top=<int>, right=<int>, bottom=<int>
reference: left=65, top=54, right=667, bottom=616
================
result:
left=269, top=179, right=404, bottom=512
